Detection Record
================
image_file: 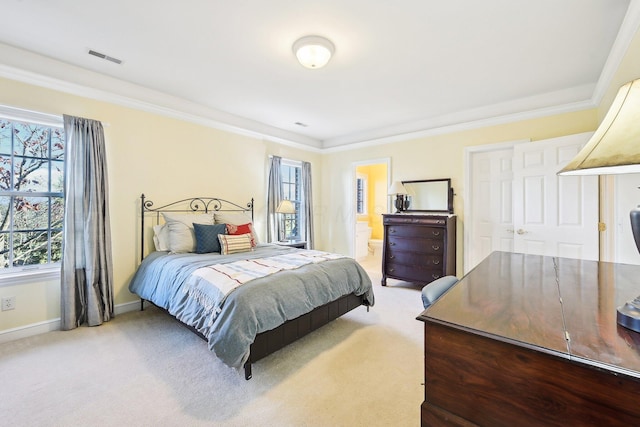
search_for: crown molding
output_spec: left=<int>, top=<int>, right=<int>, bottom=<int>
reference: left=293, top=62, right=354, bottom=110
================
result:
left=591, top=0, right=640, bottom=107
left=0, top=43, right=322, bottom=152
left=323, top=98, right=596, bottom=153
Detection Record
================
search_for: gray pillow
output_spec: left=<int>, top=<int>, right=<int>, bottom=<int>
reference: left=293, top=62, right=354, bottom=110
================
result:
left=161, top=212, right=213, bottom=253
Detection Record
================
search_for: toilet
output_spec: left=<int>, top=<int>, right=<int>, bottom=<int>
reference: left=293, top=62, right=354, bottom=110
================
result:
left=355, top=221, right=373, bottom=260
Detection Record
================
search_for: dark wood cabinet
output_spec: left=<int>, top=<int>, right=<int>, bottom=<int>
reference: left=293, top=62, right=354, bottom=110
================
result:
left=417, top=252, right=640, bottom=426
left=381, top=214, right=456, bottom=286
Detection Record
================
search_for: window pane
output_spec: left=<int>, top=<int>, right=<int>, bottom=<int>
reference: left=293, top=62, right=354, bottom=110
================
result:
left=13, top=157, right=50, bottom=192
left=12, top=230, right=50, bottom=266
left=0, top=154, right=9, bottom=191
left=51, top=196, right=64, bottom=228
left=0, top=120, right=11, bottom=155
left=0, top=196, right=8, bottom=233
left=51, top=160, right=64, bottom=192
left=13, top=196, right=50, bottom=230
left=51, top=228, right=62, bottom=263
left=0, top=232, right=7, bottom=268
left=13, top=123, right=49, bottom=158
left=51, top=128, right=64, bottom=160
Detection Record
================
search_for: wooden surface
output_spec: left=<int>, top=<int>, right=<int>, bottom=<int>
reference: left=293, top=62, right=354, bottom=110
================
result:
left=417, top=251, right=640, bottom=426
left=381, top=214, right=456, bottom=286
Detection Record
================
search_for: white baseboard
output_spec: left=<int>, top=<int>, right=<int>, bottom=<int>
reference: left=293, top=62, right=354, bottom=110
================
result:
left=0, top=299, right=141, bottom=344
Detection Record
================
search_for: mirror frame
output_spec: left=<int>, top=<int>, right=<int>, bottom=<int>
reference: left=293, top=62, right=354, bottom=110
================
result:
left=401, top=178, right=454, bottom=214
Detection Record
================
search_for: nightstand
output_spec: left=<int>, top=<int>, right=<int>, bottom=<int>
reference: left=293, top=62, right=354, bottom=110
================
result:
left=277, top=240, right=307, bottom=249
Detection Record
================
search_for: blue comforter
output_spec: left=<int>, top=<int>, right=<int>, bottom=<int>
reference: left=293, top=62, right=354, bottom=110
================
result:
left=128, top=244, right=374, bottom=370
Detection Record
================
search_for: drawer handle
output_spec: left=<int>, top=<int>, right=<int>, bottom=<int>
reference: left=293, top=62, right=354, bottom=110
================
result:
left=389, top=255, right=395, bottom=259
left=432, top=273, right=442, bottom=279
left=432, top=245, right=440, bottom=251
left=433, top=260, right=440, bottom=265
left=389, top=268, right=394, bottom=272
left=432, top=231, right=441, bottom=236
left=390, top=242, right=396, bottom=246
left=390, top=229, right=396, bottom=233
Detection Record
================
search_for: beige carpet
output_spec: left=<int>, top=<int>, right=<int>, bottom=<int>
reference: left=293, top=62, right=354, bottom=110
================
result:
left=0, top=254, right=427, bottom=427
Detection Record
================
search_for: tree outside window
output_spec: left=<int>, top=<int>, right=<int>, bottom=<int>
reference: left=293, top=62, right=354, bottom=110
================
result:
left=0, top=119, right=64, bottom=271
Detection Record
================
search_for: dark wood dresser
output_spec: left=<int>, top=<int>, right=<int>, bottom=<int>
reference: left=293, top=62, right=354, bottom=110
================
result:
left=417, top=251, right=640, bottom=426
left=381, top=214, right=456, bottom=286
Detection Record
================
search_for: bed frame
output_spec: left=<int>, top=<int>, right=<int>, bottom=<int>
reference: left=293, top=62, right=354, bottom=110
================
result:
left=138, top=194, right=368, bottom=379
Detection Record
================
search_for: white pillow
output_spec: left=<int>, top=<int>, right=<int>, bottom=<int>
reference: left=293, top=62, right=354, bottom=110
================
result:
left=161, top=212, right=214, bottom=253
left=218, top=233, right=253, bottom=255
left=214, top=212, right=260, bottom=245
left=152, top=224, right=170, bottom=251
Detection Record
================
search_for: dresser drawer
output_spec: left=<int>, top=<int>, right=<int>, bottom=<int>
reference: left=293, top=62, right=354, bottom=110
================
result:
left=385, top=263, right=444, bottom=283
left=387, top=225, right=445, bottom=239
left=386, top=250, right=443, bottom=267
left=386, top=236, right=444, bottom=254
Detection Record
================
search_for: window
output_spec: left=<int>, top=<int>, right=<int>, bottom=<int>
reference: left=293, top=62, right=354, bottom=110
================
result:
left=281, top=160, right=302, bottom=240
left=0, top=117, right=64, bottom=273
left=356, top=174, right=368, bottom=215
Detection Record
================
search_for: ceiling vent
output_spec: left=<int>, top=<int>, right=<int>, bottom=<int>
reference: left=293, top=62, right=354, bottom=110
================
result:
left=88, top=49, right=122, bottom=65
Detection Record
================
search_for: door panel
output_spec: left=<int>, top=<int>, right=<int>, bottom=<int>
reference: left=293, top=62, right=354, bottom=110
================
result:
left=512, top=133, right=598, bottom=260
left=468, top=148, right=515, bottom=270
left=466, top=132, right=599, bottom=272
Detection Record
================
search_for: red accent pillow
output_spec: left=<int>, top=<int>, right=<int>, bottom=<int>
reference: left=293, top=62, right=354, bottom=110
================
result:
left=226, top=223, right=256, bottom=247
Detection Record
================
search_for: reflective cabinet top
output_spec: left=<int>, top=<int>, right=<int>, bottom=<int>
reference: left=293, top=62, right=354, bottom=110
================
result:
left=419, top=251, right=640, bottom=378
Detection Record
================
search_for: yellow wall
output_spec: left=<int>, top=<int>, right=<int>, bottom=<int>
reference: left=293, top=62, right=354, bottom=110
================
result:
left=355, top=163, right=386, bottom=240
left=0, top=77, right=321, bottom=331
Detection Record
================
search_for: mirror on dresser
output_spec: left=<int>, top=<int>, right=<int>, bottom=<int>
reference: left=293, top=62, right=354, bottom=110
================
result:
left=402, top=178, right=453, bottom=214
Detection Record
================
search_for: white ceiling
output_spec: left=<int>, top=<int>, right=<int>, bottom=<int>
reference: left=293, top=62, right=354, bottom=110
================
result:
left=0, top=0, right=636, bottom=150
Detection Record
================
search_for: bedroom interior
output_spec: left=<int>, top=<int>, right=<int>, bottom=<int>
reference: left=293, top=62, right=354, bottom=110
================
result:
left=2, top=1, right=640, bottom=425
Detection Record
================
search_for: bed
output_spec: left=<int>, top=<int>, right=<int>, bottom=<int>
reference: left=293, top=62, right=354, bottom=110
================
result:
left=128, top=194, right=375, bottom=379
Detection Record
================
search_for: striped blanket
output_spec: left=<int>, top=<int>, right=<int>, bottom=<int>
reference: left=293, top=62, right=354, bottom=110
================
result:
left=186, top=250, right=345, bottom=318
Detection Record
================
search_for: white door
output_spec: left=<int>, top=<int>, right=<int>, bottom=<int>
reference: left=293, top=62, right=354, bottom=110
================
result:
left=467, top=147, right=515, bottom=270
left=466, top=133, right=599, bottom=272
left=512, top=133, right=599, bottom=260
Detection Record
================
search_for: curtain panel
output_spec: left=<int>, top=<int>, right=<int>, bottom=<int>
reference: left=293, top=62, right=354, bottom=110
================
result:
left=266, top=156, right=283, bottom=243
left=60, top=115, right=114, bottom=330
left=301, top=161, right=314, bottom=249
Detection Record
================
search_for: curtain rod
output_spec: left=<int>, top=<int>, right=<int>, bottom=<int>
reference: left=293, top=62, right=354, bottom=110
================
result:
left=0, top=104, right=110, bottom=128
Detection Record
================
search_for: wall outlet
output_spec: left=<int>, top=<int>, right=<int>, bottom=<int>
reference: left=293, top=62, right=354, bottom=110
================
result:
left=1, top=296, right=16, bottom=311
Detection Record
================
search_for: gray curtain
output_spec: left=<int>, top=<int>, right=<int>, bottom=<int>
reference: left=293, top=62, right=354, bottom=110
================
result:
left=266, top=156, right=283, bottom=242
left=301, top=161, right=314, bottom=249
left=60, top=115, right=114, bottom=330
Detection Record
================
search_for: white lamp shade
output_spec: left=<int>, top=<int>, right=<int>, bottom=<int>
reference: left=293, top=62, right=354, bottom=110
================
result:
left=388, top=181, right=407, bottom=195
left=559, top=78, right=640, bottom=176
left=276, top=199, right=296, bottom=214
left=293, top=36, right=335, bottom=69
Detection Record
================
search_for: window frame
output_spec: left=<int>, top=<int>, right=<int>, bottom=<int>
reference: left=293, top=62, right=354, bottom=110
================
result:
left=280, top=158, right=303, bottom=241
left=356, top=173, right=368, bottom=215
left=0, top=105, right=64, bottom=285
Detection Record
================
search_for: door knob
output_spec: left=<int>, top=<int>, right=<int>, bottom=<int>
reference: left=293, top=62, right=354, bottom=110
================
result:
left=517, top=229, right=527, bottom=235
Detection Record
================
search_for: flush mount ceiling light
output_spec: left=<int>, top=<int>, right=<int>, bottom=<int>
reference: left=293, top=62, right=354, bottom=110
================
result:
left=292, top=35, right=335, bottom=69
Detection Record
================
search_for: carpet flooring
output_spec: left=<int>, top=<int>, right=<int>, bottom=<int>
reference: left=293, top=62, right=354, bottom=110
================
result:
left=0, top=253, right=427, bottom=426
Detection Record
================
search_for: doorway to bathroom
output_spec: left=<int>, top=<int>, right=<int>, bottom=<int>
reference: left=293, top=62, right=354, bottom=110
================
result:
left=352, top=158, right=390, bottom=267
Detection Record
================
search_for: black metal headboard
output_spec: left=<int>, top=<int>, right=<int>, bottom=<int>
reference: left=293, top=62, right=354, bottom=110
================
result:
left=140, top=193, right=254, bottom=262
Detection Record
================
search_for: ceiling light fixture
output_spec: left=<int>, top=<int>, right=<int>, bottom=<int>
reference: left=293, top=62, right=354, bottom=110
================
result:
left=292, top=35, right=335, bottom=69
